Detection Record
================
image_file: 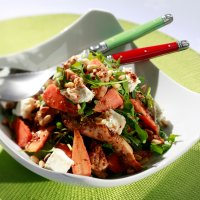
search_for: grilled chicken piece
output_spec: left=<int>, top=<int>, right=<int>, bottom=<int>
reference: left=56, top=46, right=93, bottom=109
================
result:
left=89, top=141, right=108, bottom=178
left=62, top=115, right=141, bottom=171
left=80, top=120, right=141, bottom=171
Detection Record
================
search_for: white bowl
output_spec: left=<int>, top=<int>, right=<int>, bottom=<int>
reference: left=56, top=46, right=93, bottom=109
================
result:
left=0, top=9, right=200, bottom=187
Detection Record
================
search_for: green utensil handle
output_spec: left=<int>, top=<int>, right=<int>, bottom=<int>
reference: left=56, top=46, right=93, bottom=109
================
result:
left=104, top=14, right=173, bottom=52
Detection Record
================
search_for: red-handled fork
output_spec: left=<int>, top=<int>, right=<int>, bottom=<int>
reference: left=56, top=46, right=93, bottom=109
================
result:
left=110, top=40, right=189, bottom=64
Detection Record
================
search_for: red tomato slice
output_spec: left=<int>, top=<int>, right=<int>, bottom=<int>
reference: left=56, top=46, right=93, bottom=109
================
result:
left=56, top=143, right=72, bottom=158
left=12, top=117, right=32, bottom=148
left=88, top=58, right=103, bottom=67
left=43, top=84, right=78, bottom=115
left=94, top=88, right=123, bottom=112
left=25, top=129, right=50, bottom=152
left=130, top=99, right=158, bottom=134
left=72, top=129, right=91, bottom=176
left=107, top=153, right=125, bottom=173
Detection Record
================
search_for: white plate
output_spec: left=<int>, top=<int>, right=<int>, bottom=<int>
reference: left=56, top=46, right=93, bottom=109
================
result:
left=0, top=9, right=200, bottom=187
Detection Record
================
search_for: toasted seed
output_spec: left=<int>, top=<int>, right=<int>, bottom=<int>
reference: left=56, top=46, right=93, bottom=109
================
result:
left=42, top=115, right=52, bottom=126
left=39, top=160, right=45, bottom=168
left=87, top=64, right=96, bottom=71
left=64, top=82, right=74, bottom=88
left=118, top=75, right=126, bottom=80
left=107, top=70, right=113, bottom=77
left=30, top=155, right=39, bottom=164
left=81, top=58, right=90, bottom=65
left=77, top=104, right=81, bottom=110
left=112, top=83, right=121, bottom=89
left=151, top=139, right=162, bottom=144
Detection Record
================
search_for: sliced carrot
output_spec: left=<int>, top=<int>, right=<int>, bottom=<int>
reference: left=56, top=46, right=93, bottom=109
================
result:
left=72, top=129, right=91, bottom=176
left=130, top=99, right=158, bottom=134
left=25, top=129, right=50, bottom=152
left=12, top=118, right=32, bottom=148
left=94, top=88, right=123, bottom=112
left=43, top=84, right=78, bottom=115
left=56, top=143, right=72, bottom=158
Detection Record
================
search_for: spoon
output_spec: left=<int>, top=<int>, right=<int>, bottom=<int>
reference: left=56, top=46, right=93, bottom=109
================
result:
left=0, top=40, right=189, bottom=101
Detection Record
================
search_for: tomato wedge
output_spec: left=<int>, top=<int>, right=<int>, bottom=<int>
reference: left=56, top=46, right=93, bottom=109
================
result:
left=130, top=99, right=158, bottom=134
left=72, top=129, right=91, bottom=176
left=107, top=153, right=125, bottom=173
left=12, top=117, right=32, bottom=148
left=88, top=58, right=104, bottom=68
left=56, top=143, right=72, bottom=158
left=94, top=88, right=123, bottom=112
left=43, top=84, right=78, bottom=115
left=25, top=129, right=51, bottom=152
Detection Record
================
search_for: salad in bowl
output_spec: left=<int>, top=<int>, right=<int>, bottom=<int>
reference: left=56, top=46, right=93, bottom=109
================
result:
left=1, top=51, right=175, bottom=179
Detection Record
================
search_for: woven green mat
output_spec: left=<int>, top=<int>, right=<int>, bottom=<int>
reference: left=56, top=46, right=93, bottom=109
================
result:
left=0, top=14, right=200, bottom=200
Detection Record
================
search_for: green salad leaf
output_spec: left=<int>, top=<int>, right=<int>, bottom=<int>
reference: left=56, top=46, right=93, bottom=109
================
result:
left=83, top=74, right=127, bottom=88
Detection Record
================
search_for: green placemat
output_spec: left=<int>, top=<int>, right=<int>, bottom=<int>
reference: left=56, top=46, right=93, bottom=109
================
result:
left=0, top=14, right=200, bottom=200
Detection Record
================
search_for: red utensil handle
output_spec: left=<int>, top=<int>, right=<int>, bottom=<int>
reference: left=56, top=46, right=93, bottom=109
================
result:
left=111, top=40, right=189, bottom=64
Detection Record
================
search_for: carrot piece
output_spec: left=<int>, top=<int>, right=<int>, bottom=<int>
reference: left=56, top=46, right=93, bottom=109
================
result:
left=94, top=88, right=123, bottom=112
left=72, top=129, right=91, bottom=176
left=12, top=118, right=32, bottom=148
left=130, top=99, right=159, bottom=134
left=43, top=84, right=78, bottom=115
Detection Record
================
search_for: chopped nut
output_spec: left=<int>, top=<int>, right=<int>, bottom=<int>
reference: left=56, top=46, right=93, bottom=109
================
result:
left=74, top=77, right=84, bottom=88
left=30, top=155, right=39, bottom=164
left=95, top=117, right=103, bottom=124
left=112, top=83, right=121, bottom=90
left=118, top=75, right=125, bottom=80
left=151, top=139, right=162, bottom=144
left=87, top=64, right=98, bottom=71
left=81, top=58, right=90, bottom=65
left=77, top=104, right=81, bottom=110
left=39, top=160, right=45, bottom=168
left=64, top=82, right=74, bottom=88
left=42, top=115, right=52, bottom=126
left=107, top=70, right=113, bottom=77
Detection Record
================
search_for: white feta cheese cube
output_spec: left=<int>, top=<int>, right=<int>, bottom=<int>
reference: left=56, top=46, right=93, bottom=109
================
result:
left=98, top=109, right=126, bottom=135
left=62, top=86, right=94, bottom=103
left=45, top=148, right=74, bottom=173
left=122, top=67, right=141, bottom=92
left=12, top=97, right=37, bottom=119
